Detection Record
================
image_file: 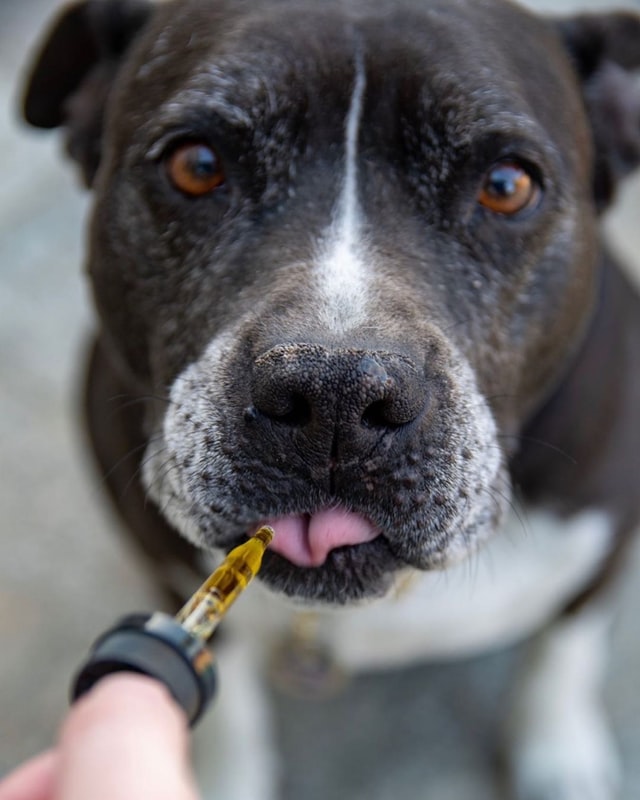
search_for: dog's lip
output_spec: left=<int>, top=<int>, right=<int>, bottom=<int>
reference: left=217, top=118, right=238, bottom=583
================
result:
left=254, top=508, right=381, bottom=568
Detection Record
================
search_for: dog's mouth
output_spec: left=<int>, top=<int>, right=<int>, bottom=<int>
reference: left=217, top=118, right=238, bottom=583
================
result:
left=256, top=508, right=381, bottom=568
left=246, top=508, right=401, bottom=604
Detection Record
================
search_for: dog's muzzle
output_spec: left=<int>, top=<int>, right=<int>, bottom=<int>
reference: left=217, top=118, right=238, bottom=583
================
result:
left=144, top=330, right=506, bottom=602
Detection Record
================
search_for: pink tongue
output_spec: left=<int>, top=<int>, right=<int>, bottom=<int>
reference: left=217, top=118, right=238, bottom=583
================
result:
left=264, top=508, right=380, bottom=568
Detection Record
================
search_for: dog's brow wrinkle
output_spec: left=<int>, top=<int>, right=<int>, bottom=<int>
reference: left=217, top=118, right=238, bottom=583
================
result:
left=314, top=41, right=371, bottom=335
left=155, top=56, right=287, bottom=138
left=161, top=89, right=254, bottom=129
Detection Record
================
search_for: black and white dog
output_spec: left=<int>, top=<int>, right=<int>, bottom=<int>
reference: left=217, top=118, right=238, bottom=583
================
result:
left=23, top=0, right=640, bottom=796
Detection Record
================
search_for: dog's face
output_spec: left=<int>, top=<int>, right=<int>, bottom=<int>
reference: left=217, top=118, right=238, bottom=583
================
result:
left=24, top=0, right=640, bottom=603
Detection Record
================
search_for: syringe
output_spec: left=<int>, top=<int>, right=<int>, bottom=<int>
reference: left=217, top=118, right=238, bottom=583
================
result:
left=71, top=526, right=274, bottom=725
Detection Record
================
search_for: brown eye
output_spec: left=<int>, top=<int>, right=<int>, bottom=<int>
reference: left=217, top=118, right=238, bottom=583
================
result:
left=478, top=161, right=540, bottom=215
left=166, top=142, right=225, bottom=196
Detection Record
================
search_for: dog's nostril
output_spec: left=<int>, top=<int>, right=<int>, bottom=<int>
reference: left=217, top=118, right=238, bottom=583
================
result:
left=272, top=393, right=312, bottom=427
left=361, top=399, right=404, bottom=430
left=251, top=390, right=312, bottom=427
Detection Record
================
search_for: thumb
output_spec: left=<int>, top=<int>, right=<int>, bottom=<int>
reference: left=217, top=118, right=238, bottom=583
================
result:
left=55, top=674, right=200, bottom=800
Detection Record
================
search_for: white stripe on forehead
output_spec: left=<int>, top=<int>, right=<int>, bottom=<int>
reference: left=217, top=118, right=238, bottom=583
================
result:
left=314, top=45, right=370, bottom=335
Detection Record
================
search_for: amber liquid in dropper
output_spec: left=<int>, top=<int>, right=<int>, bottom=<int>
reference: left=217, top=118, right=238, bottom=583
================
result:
left=175, top=526, right=274, bottom=642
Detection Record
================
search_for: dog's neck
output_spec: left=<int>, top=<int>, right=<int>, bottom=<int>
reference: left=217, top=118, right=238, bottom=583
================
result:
left=511, top=251, right=640, bottom=528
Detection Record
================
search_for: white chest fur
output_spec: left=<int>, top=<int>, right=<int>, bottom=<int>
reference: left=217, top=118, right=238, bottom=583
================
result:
left=227, top=508, right=614, bottom=671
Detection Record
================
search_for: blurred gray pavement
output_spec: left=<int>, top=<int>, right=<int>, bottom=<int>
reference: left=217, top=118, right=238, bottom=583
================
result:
left=1, top=1, right=640, bottom=798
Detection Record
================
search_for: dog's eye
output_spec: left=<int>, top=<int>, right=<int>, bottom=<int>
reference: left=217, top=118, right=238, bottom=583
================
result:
left=478, top=161, right=540, bottom=216
left=165, top=142, right=225, bottom=196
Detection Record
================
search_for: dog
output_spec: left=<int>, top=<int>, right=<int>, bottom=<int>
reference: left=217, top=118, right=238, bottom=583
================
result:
left=22, top=0, right=640, bottom=796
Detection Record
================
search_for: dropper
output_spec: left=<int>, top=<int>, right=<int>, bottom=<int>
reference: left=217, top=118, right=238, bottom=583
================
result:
left=176, top=525, right=274, bottom=640
left=71, top=527, right=274, bottom=725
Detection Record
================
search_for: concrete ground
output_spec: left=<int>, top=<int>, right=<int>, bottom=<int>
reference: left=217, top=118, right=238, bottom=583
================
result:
left=1, top=0, right=640, bottom=797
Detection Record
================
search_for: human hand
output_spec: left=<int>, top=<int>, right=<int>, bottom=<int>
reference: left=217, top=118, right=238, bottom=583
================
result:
left=0, top=674, right=200, bottom=800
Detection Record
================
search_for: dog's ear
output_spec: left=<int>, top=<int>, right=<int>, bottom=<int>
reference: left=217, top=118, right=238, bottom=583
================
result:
left=22, top=0, right=153, bottom=187
left=557, top=12, right=640, bottom=210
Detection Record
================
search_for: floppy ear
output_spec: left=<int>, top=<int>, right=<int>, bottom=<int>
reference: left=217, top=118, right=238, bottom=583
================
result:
left=556, top=12, right=640, bottom=211
left=22, top=0, right=153, bottom=187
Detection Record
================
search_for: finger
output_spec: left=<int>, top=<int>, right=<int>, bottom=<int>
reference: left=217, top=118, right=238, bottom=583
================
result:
left=55, top=674, right=200, bottom=800
left=0, top=750, right=57, bottom=800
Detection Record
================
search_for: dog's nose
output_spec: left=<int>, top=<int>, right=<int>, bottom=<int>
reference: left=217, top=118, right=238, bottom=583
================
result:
left=250, top=344, right=428, bottom=453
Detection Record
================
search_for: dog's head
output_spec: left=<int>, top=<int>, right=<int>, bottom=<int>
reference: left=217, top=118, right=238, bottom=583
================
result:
left=23, top=0, right=640, bottom=603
